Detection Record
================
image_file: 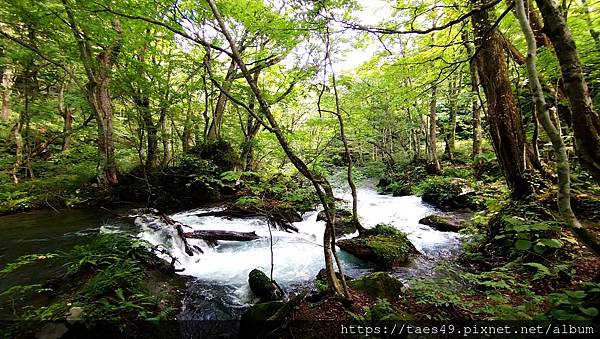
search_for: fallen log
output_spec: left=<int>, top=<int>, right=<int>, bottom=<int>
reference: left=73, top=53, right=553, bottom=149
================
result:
left=196, top=206, right=300, bottom=233
left=183, top=230, right=261, bottom=242
left=159, top=213, right=197, bottom=256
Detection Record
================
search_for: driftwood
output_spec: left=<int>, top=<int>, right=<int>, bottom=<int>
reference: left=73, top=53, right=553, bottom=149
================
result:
left=183, top=230, right=260, bottom=241
left=159, top=213, right=198, bottom=256
left=195, top=205, right=300, bottom=233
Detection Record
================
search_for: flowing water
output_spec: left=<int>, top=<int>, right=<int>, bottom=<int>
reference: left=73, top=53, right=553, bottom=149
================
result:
left=0, top=181, right=464, bottom=321
left=136, top=183, right=464, bottom=320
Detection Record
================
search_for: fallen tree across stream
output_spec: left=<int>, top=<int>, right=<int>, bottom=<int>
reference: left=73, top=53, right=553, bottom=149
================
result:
left=182, top=230, right=261, bottom=241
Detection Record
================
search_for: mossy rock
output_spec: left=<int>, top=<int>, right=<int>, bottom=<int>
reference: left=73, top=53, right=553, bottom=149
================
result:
left=338, top=224, right=418, bottom=269
left=240, top=301, right=285, bottom=321
left=274, top=205, right=303, bottom=223
left=348, top=272, right=404, bottom=300
left=316, top=209, right=358, bottom=237
left=419, top=215, right=460, bottom=232
left=248, top=269, right=283, bottom=302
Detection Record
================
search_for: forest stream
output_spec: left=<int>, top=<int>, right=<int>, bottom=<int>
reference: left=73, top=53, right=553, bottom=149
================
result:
left=0, top=181, right=463, bottom=321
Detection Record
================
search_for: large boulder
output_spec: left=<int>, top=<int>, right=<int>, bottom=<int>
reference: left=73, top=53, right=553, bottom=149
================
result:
left=316, top=209, right=358, bottom=237
left=348, top=272, right=405, bottom=300
left=419, top=215, right=460, bottom=232
left=337, top=224, right=419, bottom=269
left=248, top=269, right=283, bottom=302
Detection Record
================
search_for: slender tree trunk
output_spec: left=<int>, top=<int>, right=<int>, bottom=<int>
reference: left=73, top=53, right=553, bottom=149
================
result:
left=207, top=61, right=236, bottom=140
left=515, top=0, right=600, bottom=255
left=580, top=0, right=600, bottom=51
left=445, top=77, right=458, bottom=161
left=58, top=81, right=73, bottom=150
left=1, top=67, right=13, bottom=121
left=160, top=107, right=171, bottom=167
left=136, top=96, right=158, bottom=170
left=182, top=95, right=194, bottom=153
left=473, top=0, right=532, bottom=199
left=325, top=31, right=366, bottom=235
left=428, top=85, right=442, bottom=174
left=535, top=0, right=600, bottom=184
left=206, top=0, right=350, bottom=298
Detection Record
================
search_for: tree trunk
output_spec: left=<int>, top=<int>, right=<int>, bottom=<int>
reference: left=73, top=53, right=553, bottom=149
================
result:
left=207, top=61, right=236, bottom=140
left=445, top=76, right=458, bottom=161
left=535, top=0, right=600, bottom=184
left=428, top=84, right=442, bottom=174
left=57, top=81, right=73, bottom=150
left=1, top=66, right=13, bottom=121
left=473, top=0, right=532, bottom=199
left=182, top=95, right=194, bottom=153
left=515, top=0, right=600, bottom=256
left=206, top=0, right=350, bottom=298
left=63, top=1, right=121, bottom=185
left=469, top=52, right=483, bottom=159
left=326, top=34, right=366, bottom=235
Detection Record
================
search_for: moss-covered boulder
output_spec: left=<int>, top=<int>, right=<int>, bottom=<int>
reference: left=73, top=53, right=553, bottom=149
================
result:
left=240, top=301, right=285, bottom=321
left=338, top=224, right=419, bottom=269
left=348, top=272, right=405, bottom=300
left=317, top=209, right=358, bottom=237
left=419, top=215, right=460, bottom=232
left=248, top=269, right=283, bottom=302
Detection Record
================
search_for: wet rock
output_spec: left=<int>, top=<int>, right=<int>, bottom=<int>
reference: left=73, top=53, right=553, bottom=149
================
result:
left=338, top=224, right=419, bottom=269
left=240, top=301, right=285, bottom=321
left=315, top=268, right=353, bottom=283
left=275, top=205, right=303, bottom=223
left=248, top=269, right=283, bottom=302
left=348, top=272, right=405, bottom=300
left=419, top=215, right=460, bottom=232
left=316, top=209, right=358, bottom=237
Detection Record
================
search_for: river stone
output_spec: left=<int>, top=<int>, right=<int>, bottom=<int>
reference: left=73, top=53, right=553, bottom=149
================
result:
left=248, top=269, right=283, bottom=302
left=348, top=272, right=404, bottom=300
left=419, top=215, right=460, bottom=232
left=337, top=224, right=418, bottom=269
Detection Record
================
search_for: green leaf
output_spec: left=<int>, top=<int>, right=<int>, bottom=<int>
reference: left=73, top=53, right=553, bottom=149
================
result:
left=514, top=239, right=532, bottom=250
left=578, top=306, right=599, bottom=317
left=538, top=239, right=563, bottom=248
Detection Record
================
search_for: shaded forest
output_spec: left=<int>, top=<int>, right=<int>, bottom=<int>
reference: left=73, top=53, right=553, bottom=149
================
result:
left=1, top=0, right=600, bottom=337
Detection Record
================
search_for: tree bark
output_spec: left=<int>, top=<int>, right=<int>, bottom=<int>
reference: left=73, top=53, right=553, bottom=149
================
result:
left=515, top=0, right=600, bottom=256
left=1, top=66, right=13, bottom=121
left=57, top=80, right=73, bottom=150
left=427, top=84, right=442, bottom=174
left=473, top=0, right=532, bottom=199
left=535, top=0, right=600, bottom=184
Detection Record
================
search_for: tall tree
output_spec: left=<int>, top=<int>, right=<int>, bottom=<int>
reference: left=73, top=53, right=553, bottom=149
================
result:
left=515, top=0, right=600, bottom=255
left=472, top=0, right=532, bottom=199
left=535, top=0, right=600, bottom=184
left=63, top=0, right=122, bottom=185
left=427, top=84, right=441, bottom=174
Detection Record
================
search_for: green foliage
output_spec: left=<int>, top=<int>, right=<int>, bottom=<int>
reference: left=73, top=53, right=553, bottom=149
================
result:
left=1, top=233, right=177, bottom=324
left=413, top=176, right=463, bottom=207
left=547, top=284, right=600, bottom=321
left=0, top=253, right=58, bottom=274
left=348, top=298, right=412, bottom=325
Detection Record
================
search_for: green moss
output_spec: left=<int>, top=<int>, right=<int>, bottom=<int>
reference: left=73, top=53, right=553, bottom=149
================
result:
left=339, top=224, right=415, bottom=269
left=349, top=272, right=405, bottom=300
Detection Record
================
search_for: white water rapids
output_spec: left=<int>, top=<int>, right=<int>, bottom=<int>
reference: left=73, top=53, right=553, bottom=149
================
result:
left=134, top=183, right=463, bottom=319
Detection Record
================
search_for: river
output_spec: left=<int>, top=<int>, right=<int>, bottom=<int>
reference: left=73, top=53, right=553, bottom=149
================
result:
left=0, top=182, right=463, bottom=321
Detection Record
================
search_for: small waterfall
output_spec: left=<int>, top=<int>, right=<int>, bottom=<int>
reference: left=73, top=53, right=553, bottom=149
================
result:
left=135, top=184, right=463, bottom=319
